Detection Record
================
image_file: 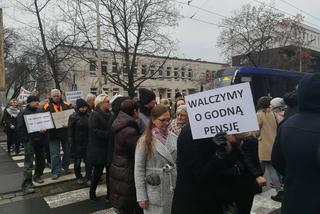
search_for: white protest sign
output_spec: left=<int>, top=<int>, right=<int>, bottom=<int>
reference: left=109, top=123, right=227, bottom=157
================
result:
left=51, top=109, right=75, bottom=129
left=18, top=87, right=32, bottom=102
left=24, top=112, right=55, bottom=133
left=185, top=82, right=259, bottom=140
left=65, top=91, right=84, bottom=103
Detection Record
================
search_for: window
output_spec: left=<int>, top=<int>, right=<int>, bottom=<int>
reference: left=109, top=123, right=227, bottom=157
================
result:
left=134, top=64, right=138, bottom=75
left=90, top=87, right=97, bottom=95
left=112, top=62, right=118, bottom=73
left=112, top=88, right=119, bottom=96
left=181, top=71, right=185, bottom=78
left=158, top=67, right=163, bottom=77
left=174, top=71, right=179, bottom=79
left=89, top=61, right=96, bottom=71
left=166, top=67, right=171, bottom=78
left=150, top=65, right=156, bottom=75
left=188, top=70, right=192, bottom=79
left=123, top=63, right=128, bottom=76
left=141, top=65, right=147, bottom=75
left=102, top=61, right=107, bottom=74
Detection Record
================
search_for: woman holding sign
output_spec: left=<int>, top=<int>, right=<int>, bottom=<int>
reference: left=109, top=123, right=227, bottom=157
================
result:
left=135, top=105, right=177, bottom=214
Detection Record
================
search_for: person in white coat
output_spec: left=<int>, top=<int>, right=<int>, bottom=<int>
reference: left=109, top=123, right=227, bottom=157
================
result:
left=135, top=105, right=177, bottom=214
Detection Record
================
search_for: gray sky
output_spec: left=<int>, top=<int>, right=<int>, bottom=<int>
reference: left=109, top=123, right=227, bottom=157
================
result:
left=2, top=0, right=320, bottom=63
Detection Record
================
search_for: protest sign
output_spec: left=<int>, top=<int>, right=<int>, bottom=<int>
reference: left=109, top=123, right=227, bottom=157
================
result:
left=24, top=112, right=54, bottom=133
left=65, top=91, right=84, bottom=103
left=51, top=109, right=74, bottom=129
left=185, top=82, right=259, bottom=140
left=18, top=87, right=32, bottom=102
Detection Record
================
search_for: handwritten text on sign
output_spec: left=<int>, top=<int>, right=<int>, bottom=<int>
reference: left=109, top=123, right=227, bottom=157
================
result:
left=185, top=82, right=259, bottom=139
left=65, top=91, right=84, bottom=103
left=23, top=112, right=55, bottom=133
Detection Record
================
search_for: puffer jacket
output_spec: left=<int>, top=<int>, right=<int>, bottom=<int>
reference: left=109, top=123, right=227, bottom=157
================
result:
left=109, top=111, right=141, bottom=209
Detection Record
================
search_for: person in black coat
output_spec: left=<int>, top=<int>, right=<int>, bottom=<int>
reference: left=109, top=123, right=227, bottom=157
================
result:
left=109, top=99, right=143, bottom=214
left=3, top=99, right=20, bottom=155
left=68, top=99, right=91, bottom=186
left=272, top=73, right=320, bottom=214
left=17, top=96, right=47, bottom=194
left=87, top=94, right=112, bottom=200
left=172, top=124, right=226, bottom=214
left=218, top=134, right=266, bottom=214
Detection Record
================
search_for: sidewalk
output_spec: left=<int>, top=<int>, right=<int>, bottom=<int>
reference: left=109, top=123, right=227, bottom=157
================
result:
left=0, top=133, right=23, bottom=196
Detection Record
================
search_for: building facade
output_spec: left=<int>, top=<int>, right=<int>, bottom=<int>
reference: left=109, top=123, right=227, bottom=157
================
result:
left=57, top=47, right=227, bottom=101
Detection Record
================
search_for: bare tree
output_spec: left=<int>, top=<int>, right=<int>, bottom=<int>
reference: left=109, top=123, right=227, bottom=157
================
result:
left=68, top=0, right=179, bottom=97
left=217, top=3, right=305, bottom=68
left=14, top=0, right=85, bottom=90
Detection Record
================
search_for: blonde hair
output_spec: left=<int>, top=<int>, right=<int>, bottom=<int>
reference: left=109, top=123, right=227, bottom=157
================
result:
left=86, top=93, right=96, bottom=101
left=95, top=94, right=109, bottom=108
left=160, top=98, right=170, bottom=107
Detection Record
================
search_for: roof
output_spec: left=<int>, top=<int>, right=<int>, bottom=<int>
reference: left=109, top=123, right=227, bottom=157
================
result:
left=237, top=66, right=309, bottom=78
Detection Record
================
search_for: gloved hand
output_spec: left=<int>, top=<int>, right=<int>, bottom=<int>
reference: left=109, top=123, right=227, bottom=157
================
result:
left=212, top=132, right=228, bottom=159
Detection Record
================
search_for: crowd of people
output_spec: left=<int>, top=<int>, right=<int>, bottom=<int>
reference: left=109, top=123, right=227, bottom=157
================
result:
left=1, top=73, right=320, bottom=214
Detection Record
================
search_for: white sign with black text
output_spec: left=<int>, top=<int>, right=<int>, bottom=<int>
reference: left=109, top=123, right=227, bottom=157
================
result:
left=24, top=112, right=55, bottom=133
left=185, top=82, right=259, bottom=140
left=65, top=91, right=84, bottom=103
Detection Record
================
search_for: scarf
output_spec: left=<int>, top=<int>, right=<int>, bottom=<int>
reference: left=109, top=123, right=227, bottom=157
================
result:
left=6, top=106, right=20, bottom=118
left=152, top=127, right=168, bottom=145
left=168, top=119, right=185, bottom=136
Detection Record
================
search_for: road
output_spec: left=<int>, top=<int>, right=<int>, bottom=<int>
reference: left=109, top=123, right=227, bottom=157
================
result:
left=0, top=136, right=281, bottom=214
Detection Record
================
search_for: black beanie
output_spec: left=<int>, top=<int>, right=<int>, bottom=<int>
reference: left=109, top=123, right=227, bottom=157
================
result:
left=76, top=98, right=88, bottom=109
left=27, top=95, right=40, bottom=103
left=112, top=96, right=128, bottom=116
left=298, top=73, right=320, bottom=113
left=139, top=88, right=156, bottom=105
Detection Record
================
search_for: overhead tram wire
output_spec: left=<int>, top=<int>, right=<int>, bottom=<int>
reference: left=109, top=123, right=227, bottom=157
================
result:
left=172, top=0, right=228, bottom=19
left=277, top=0, right=320, bottom=22
left=253, top=0, right=320, bottom=30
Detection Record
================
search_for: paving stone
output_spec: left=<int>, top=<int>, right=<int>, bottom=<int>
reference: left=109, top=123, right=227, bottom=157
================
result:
left=0, top=199, right=11, bottom=205
left=2, top=193, right=15, bottom=199
left=10, top=196, right=24, bottom=202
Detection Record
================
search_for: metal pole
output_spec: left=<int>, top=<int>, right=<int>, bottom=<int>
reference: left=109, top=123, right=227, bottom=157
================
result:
left=96, top=0, right=102, bottom=94
left=0, top=8, right=5, bottom=91
left=0, top=8, right=6, bottom=107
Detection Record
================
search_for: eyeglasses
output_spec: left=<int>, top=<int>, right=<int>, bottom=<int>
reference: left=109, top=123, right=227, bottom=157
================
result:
left=157, top=118, right=170, bottom=123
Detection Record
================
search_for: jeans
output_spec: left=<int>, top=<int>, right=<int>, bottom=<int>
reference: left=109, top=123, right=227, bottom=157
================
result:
left=74, top=157, right=92, bottom=179
left=21, top=139, right=45, bottom=189
left=261, top=161, right=283, bottom=192
left=49, top=138, right=70, bottom=176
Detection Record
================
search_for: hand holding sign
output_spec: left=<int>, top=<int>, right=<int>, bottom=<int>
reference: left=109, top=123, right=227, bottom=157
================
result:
left=185, top=82, right=259, bottom=140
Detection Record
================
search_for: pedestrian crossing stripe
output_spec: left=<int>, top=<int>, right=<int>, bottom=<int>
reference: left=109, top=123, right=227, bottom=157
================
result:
left=91, top=208, right=117, bottom=214
left=0, top=141, right=96, bottom=188
left=44, top=184, right=107, bottom=208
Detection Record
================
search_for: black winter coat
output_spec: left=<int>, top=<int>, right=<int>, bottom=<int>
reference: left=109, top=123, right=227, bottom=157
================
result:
left=272, top=112, right=320, bottom=214
left=17, top=105, right=48, bottom=142
left=3, top=108, right=18, bottom=133
left=68, top=111, right=89, bottom=158
left=172, top=124, right=226, bottom=214
left=109, top=111, right=141, bottom=209
left=87, top=108, right=112, bottom=165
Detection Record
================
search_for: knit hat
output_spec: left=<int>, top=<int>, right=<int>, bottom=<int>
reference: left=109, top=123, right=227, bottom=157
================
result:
left=175, top=92, right=183, bottom=100
left=298, top=73, right=320, bottom=113
left=139, top=88, right=156, bottom=105
left=270, top=97, right=286, bottom=112
left=256, top=96, right=272, bottom=110
left=26, top=95, right=40, bottom=103
left=76, top=98, right=88, bottom=109
left=111, top=96, right=128, bottom=116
